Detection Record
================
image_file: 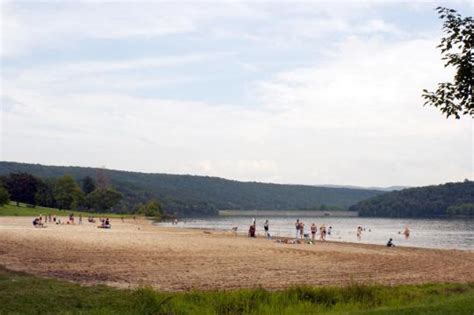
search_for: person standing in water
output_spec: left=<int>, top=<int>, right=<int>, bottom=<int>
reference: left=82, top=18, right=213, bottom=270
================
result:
left=295, top=219, right=300, bottom=239
left=310, top=223, right=317, bottom=240
left=264, top=220, right=270, bottom=238
left=320, top=224, right=326, bottom=241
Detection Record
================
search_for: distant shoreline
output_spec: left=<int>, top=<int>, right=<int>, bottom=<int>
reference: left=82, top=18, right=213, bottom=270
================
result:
left=219, top=210, right=358, bottom=217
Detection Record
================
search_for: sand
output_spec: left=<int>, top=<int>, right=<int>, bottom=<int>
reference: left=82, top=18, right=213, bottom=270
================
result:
left=0, top=216, right=473, bottom=291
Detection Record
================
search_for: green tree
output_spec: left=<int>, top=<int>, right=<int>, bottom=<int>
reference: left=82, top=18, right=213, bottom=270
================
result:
left=0, top=185, right=10, bottom=206
left=35, top=179, right=56, bottom=208
left=85, top=188, right=122, bottom=212
left=53, top=175, right=84, bottom=210
left=136, top=200, right=164, bottom=218
left=81, top=176, right=96, bottom=195
left=422, top=7, right=473, bottom=119
left=6, top=173, right=38, bottom=206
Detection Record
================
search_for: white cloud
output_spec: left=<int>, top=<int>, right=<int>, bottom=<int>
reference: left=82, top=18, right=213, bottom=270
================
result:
left=1, top=1, right=472, bottom=186
left=2, top=34, right=471, bottom=186
left=0, top=1, right=264, bottom=57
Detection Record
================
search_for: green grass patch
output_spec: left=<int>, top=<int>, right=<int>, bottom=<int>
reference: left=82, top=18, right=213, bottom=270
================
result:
left=0, top=202, right=132, bottom=218
left=0, top=266, right=473, bottom=314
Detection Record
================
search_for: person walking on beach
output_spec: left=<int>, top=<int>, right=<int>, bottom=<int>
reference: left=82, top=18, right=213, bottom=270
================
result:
left=295, top=219, right=300, bottom=238
left=264, top=220, right=270, bottom=238
left=311, top=223, right=317, bottom=240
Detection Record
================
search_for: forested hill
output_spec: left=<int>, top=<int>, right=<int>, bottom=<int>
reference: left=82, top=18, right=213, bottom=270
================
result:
left=350, top=181, right=474, bottom=218
left=0, top=161, right=383, bottom=216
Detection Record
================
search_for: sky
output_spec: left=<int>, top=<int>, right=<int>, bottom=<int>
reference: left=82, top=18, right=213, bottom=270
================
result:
left=0, top=0, right=473, bottom=187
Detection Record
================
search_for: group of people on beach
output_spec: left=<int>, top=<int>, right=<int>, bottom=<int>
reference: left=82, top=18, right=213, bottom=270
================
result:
left=295, top=219, right=331, bottom=241
left=32, top=213, right=112, bottom=229
left=32, top=213, right=78, bottom=227
left=243, top=218, right=411, bottom=248
left=247, top=218, right=332, bottom=242
left=98, top=217, right=111, bottom=229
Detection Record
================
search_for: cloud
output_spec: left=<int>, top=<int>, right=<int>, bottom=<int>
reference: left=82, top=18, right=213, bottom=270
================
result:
left=1, top=1, right=264, bottom=57
left=251, top=36, right=471, bottom=185
left=2, top=33, right=471, bottom=186
left=1, top=1, right=403, bottom=57
left=1, top=1, right=472, bottom=186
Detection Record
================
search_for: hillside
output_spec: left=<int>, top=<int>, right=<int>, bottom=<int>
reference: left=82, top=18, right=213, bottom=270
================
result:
left=0, top=161, right=383, bottom=216
left=350, top=181, right=474, bottom=218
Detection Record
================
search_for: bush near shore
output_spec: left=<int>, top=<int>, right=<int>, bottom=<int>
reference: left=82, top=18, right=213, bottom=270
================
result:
left=0, top=266, right=473, bottom=315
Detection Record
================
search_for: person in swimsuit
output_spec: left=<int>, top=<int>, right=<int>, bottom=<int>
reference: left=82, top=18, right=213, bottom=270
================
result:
left=295, top=219, right=300, bottom=239
left=403, top=227, right=410, bottom=239
left=310, top=223, right=317, bottom=240
left=264, top=220, right=269, bottom=238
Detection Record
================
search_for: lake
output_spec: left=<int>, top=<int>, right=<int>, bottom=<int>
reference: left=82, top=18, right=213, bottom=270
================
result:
left=156, top=214, right=474, bottom=250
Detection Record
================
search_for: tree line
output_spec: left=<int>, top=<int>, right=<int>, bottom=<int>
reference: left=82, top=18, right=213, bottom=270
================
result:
left=350, top=180, right=474, bottom=218
left=0, top=172, right=123, bottom=212
left=0, top=172, right=167, bottom=218
left=0, top=162, right=383, bottom=217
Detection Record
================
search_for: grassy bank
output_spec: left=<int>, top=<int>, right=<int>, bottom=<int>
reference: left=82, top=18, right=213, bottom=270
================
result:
left=0, top=203, right=131, bottom=218
left=0, top=266, right=473, bottom=314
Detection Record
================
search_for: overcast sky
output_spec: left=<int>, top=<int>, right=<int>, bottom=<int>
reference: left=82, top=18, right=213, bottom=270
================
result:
left=0, top=0, right=472, bottom=187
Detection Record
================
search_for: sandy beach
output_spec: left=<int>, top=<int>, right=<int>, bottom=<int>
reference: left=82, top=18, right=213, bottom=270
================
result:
left=0, top=216, right=473, bottom=291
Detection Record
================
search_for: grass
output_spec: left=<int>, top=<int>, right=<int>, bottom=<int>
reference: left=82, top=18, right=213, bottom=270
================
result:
left=0, top=202, right=132, bottom=218
left=0, top=266, right=473, bottom=314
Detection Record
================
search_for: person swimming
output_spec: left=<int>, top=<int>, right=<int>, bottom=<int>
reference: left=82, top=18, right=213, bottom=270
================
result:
left=403, top=227, right=410, bottom=239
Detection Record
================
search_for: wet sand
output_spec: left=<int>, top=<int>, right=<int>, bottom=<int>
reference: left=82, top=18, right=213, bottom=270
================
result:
left=0, top=217, right=473, bottom=291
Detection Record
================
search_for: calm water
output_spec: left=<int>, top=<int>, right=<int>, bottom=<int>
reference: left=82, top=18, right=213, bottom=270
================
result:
left=156, top=215, right=474, bottom=250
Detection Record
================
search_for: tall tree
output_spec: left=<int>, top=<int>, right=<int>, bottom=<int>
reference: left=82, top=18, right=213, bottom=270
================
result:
left=85, top=188, right=122, bottom=212
left=53, top=175, right=84, bottom=210
left=136, top=199, right=164, bottom=218
left=422, top=7, right=473, bottom=119
left=0, top=185, right=10, bottom=207
left=5, top=173, right=38, bottom=206
left=35, top=179, right=56, bottom=208
left=81, top=176, right=96, bottom=195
